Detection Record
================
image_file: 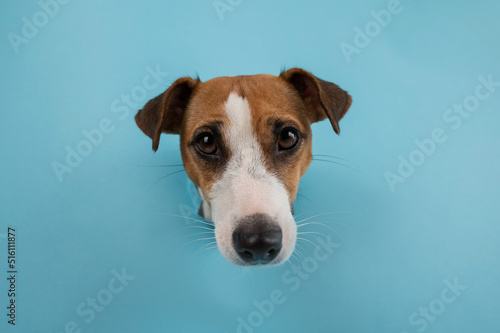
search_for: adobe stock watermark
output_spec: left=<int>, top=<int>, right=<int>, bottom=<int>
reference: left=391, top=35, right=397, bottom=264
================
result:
left=213, top=0, right=243, bottom=21
left=340, top=0, right=412, bottom=63
left=384, top=74, right=499, bottom=192
left=7, top=0, right=71, bottom=54
left=235, top=236, right=341, bottom=333
left=399, top=277, right=467, bottom=333
left=50, top=267, right=134, bottom=333
left=51, top=65, right=169, bottom=182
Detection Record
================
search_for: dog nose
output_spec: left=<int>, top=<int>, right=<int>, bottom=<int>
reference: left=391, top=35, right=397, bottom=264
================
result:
left=233, top=229, right=282, bottom=264
left=232, top=214, right=282, bottom=264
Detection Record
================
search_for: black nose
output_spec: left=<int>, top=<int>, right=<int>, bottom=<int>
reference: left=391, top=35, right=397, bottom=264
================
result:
left=232, top=214, right=282, bottom=264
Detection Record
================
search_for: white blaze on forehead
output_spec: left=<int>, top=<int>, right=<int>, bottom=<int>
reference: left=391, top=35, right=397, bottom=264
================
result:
left=208, top=92, right=296, bottom=265
left=224, top=92, right=268, bottom=180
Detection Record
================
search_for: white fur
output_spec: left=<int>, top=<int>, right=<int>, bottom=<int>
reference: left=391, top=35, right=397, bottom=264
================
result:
left=206, top=92, right=297, bottom=265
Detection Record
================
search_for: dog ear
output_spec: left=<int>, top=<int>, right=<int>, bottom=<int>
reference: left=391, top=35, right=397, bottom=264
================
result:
left=279, top=68, right=352, bottom=134
left=135, top=77, right=200, bottom=151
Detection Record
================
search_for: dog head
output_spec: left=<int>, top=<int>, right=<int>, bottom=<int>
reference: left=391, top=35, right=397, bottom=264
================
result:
left=136, top=68, right=351, bottom=266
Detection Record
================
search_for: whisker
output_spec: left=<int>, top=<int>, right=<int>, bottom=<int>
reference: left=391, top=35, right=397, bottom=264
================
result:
left=295, top=212, right=346, bottom=224
left=290, top=252, right=301, bottom=264
left=156, top=213, right=214, bottom=228
left=297, top=221, right=349, bottom=234
left=313, top=154, right=355, bottom=164
left=180, top=225, right=216, bottom=232
left=297, top=210, right=361, bottom=216
left=137, top=164, right=185, bottom=168
left=297, top=220, right=347, bottom=227
left=295, top=242, right=306, bottom=256
left=292, top=211, right=313, bottom=219
left=297, top=221, right=351, bottom=233
left=179, top=231, right=215, bottom=241
left=296, top=237, right=324, bottom=253
left=297, top=231, right=327, bottom=237
left=296, top=193, right=316, bottom=206
left=148, top=169, right=186, bottom=189
left=311, top=158, right=361, bottom=174
left=193, top=246, right=219, bottom=258
left=197, top=245, right=219, bottom=253
left=192, top=241, right=218, bottom=257
left=179, top=236, right=216, bottom=250
left=295, top=211, right=359, bottom=224
left=293, top=245, right=306, bottom=260
left=285, top=254, right=298, bottom=270
left=299, top=224, right=344, bottom=241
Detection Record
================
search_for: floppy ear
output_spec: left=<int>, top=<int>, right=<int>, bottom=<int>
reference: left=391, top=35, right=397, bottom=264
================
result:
left=279, top=68, right=352, bottom=134
left=135, top=77, right=200, bottom=151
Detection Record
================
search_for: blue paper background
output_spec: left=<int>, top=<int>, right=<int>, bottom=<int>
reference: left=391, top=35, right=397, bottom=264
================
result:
left=1, top=0, right=499, bottom=332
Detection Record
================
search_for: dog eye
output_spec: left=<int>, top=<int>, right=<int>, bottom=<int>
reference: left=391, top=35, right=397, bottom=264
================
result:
left=278, top=128, right=299, bottom=150
left=196, top=133, right=217, bottom=155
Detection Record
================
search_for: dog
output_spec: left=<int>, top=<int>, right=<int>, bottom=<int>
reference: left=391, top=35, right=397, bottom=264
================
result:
left=135, top=68, right=352, bottom=266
